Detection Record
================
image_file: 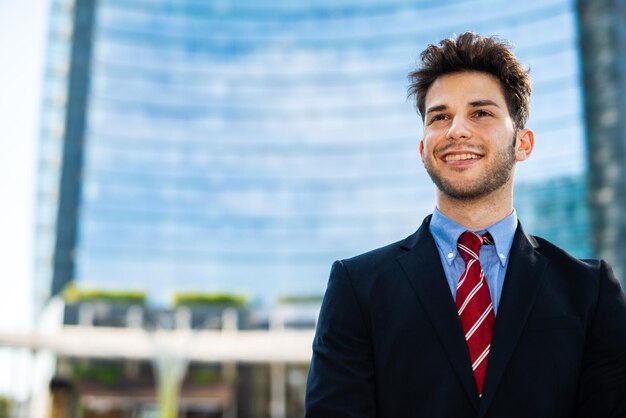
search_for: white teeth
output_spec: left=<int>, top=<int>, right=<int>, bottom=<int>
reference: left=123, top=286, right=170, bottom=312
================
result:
left=444, top=153, right=481, bottom=161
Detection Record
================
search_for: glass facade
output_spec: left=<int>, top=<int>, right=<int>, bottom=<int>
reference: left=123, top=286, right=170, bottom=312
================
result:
left=577, top=0, right=626, bottom=284
left=36, top=0, right=591, bottom=309
left=35, top=0, right=76, bottom=314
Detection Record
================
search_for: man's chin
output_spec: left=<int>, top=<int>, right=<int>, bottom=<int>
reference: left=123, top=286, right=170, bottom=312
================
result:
left=433, top=180, right=492, bottom=201
left=439, top=189, right=485, bottom=201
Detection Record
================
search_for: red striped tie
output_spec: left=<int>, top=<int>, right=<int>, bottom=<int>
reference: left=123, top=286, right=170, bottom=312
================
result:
left=456, top=231, right=495, bottom=396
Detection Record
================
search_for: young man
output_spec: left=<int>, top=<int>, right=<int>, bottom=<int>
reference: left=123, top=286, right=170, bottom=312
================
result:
left=305, top=32, right=626, bottom=418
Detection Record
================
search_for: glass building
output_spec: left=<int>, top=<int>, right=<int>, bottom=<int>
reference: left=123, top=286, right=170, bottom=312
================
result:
left=35, top=0, right=591, bottom=313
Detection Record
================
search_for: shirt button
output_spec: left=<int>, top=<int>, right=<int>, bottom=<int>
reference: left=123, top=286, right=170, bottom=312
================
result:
left=499, top=253, right=506, bottom=260
left=447, top=252, right=454, bottom=259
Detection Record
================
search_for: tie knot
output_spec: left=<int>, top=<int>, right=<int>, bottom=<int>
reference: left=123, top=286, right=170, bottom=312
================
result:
left=457, top=231, right=493, bottom=263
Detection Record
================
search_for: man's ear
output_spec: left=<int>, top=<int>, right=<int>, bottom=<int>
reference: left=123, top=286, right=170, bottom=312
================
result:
left=515, top=128, right=534, bottom=162
left=419, top=139, right=425, bottom=163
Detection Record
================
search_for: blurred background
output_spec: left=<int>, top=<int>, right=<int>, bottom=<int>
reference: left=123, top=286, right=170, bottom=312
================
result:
left=0, top=0, right=624, bottom=417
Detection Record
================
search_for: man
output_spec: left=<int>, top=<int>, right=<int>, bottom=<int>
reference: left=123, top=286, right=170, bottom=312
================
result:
left=305, top=32, right=626, bottom=418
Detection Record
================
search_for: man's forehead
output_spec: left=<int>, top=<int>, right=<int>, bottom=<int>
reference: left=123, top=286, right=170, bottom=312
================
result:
left=424, top=71, right=507, bottom=109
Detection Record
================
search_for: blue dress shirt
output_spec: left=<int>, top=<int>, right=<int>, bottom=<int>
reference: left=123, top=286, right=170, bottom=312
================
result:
left=429, top=207, right=518, bottom=314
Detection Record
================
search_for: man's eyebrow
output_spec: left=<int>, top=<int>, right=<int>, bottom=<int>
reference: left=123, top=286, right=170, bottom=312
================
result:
left=425, top=104, right=447, bottom=115
left=469, top=99, right=500, bottom=108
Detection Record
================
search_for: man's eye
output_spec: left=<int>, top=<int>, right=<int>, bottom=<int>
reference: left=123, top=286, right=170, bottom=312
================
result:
left=475, top=110, right=491, bottom=117
left=429, top=114, right=447, bottom=123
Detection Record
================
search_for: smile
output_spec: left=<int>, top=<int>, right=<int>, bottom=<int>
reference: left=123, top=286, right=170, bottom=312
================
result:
left=443, top=153, right=482, bottom=162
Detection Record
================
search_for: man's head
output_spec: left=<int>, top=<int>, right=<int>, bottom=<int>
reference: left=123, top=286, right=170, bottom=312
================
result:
left=408, top=32, right=531, bottom=130
left=411, top=33, right=535, bottom=208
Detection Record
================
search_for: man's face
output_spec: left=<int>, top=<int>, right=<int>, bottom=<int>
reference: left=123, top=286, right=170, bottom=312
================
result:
left=419, top=71, right=532, bottom=201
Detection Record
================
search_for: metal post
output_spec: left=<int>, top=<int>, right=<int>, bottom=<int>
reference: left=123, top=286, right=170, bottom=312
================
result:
left=269, top=310, right=286, bottom=418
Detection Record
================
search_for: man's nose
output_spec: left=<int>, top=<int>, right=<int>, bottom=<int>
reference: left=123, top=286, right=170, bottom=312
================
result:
left=447, top=116, right=472, bottom=141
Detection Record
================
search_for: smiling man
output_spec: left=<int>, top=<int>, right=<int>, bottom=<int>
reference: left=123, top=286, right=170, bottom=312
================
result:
left=305, top=33, right=626, bottom=418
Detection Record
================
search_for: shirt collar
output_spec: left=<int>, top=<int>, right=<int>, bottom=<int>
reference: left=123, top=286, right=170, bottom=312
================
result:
left=429, top=207, right=518, bottom=267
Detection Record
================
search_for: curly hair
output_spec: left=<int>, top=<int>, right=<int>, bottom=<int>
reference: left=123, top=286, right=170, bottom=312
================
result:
left=408, top=32, right=531, bottom=129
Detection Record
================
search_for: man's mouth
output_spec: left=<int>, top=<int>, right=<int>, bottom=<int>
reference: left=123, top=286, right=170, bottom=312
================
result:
left=442, top=153, right=483, bottom=162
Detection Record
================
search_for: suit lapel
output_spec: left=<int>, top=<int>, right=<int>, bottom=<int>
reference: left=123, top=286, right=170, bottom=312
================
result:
left=478, top=223, right=549, bottom=417
left=396, top=217, right=479, bottom=412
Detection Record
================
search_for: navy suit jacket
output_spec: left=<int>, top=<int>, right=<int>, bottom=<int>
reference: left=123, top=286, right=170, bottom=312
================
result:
left=305, top=216, right=626, bottom=417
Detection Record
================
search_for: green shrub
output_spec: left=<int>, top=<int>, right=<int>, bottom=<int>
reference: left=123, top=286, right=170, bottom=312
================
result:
left=72, top=363, right=122, bottom=387
left=0, top=397, right=11, bottom=418
left=190, top=368, right=219, bottom=386
left=173, top=292, right=246, bottom=308
left=62, top=284, right=146, bottom=305
left=276, top=294, right=324, bottom=304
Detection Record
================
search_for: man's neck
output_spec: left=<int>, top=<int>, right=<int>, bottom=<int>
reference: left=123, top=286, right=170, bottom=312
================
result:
left=436, top=188, right=514, bottom=231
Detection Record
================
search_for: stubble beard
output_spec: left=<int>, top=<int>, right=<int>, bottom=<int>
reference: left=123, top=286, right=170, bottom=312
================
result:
left=424, top=136, right=517, bottom=201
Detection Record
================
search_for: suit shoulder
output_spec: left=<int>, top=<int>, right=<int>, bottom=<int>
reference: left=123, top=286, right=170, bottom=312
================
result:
left=338, top=234, right=414, bottom=278
left=532, top=235, right=605, bottom=276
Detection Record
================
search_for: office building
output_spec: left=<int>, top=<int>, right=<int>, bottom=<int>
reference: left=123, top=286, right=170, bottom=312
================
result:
left=35, top=0, right=593, bottom=312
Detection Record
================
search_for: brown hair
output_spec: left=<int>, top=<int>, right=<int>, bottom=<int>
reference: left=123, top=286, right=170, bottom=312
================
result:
left=407, top=32, right=531, bottom=129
